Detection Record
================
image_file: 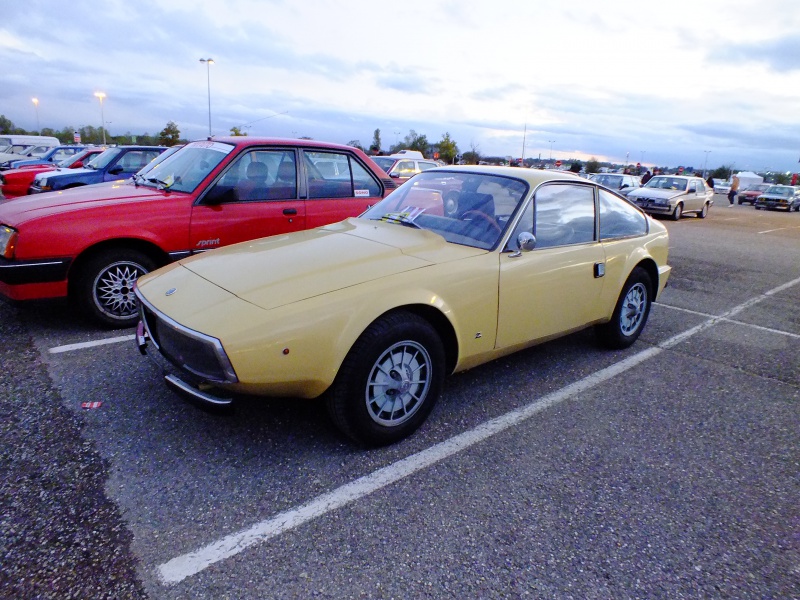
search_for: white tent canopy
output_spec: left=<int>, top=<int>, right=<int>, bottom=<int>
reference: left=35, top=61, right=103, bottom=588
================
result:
left=735, top=171, right=764, bottom=189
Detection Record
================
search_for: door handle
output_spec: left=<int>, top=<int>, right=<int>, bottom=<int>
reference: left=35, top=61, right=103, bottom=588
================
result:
left=283, top=208, right=297, bottom=215
left=594, top=262, right=605, bottom=278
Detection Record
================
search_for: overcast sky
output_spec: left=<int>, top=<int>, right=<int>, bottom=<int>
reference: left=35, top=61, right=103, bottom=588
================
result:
left=3, top=0, right=799, bottom=172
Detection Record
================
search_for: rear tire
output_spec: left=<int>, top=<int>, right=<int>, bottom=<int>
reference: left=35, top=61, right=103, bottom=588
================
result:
left=698, top=202, right=709, bottom=218
left=595, top=267, right=652, bottom=349
left=74, top=249, right=155, bottom=328
left=326, top=311, right=445, bottom=446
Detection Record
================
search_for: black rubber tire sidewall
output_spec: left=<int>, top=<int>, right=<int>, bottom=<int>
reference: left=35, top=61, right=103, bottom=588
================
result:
left=595, top=267, right=653, bottom=349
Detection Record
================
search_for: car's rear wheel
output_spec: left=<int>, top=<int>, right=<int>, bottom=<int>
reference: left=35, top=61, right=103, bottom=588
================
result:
left=698, top=202, right=709, bottom=218
left=74, top=249, right=155, bottom=328
left=326, top=311, right=445, bottom=446
left=595, top=267, right=652, bottom=349
left=671, top=203, right=683, bottom=220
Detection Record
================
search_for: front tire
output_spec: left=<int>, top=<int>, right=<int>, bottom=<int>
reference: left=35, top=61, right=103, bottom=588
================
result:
left=671, top=203, right=683, bottom=221
left=74, top=249, right=155, bottom=328
left=595, top=267, right=652, bottom=349
left=326, top=311, right=445, bottom=446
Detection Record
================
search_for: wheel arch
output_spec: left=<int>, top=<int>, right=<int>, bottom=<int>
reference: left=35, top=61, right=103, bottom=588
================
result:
left=633, top=257, right=659, bottom=298
left=376, top=304, right=459, bottom=376
left=68, top=238, right=171, bottom=293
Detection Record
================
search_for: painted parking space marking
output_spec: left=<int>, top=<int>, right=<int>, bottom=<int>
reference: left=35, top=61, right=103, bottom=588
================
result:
left=655, top=303, right=800, bottom=339
left=49, top=334, right=136, bottom=354
left=156, top=274, right=800, bottom=585
left=758, top=225, right=800, bottom=234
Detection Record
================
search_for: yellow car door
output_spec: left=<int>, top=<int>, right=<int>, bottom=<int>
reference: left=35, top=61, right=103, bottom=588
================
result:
left=496, top=183, right=607, bottom=349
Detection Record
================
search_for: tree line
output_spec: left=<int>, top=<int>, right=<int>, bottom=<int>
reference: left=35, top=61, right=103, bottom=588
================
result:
left=0, top=115, right=186, bottom=147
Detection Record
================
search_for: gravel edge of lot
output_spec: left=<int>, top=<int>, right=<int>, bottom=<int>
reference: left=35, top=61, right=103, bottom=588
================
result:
left=0, top=303, right=148, bottom=600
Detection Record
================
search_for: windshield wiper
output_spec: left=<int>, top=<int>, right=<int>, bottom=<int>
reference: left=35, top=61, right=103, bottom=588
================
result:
left=379, top=213, right=422, bottom=229
left=146, top=177, right=172, bottom=190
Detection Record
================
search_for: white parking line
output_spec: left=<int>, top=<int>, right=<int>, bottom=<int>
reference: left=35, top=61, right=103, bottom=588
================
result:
left=758, top=225, right=800, bottom=234
left=49, top=334, right=136, bottom=354
left=156, top=274, right=800, bottom=585
left=655, top=303, right=800, bottom=339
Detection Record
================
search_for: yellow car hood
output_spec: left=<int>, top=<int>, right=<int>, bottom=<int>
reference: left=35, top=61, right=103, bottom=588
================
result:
left=170, top=218, right=484, bottom=311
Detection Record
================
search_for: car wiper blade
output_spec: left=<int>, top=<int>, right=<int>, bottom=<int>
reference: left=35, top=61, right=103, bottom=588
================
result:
left=378, top=208, right=427, bottom=228
left=379, top=213, right=422, bottom=229
left=146, top=176, right=173, bottom=190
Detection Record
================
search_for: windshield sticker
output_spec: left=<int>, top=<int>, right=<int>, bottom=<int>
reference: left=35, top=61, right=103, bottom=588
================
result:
left=354, top=189, right=370, bottom=197
left=186, top=141, right=234, bottom=154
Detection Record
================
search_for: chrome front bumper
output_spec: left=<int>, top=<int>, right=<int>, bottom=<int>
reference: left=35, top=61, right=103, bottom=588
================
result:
left=136, top=320, right=234, bottom=407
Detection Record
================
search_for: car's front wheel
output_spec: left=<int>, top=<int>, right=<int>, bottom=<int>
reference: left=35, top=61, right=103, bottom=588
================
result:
left=671, top=203, right=683, bottom=221
left=326, top=311, right=445, bottom=446
left=74, top=248, right=155, bottom=328
left=595, top=267, right=652, bottom=349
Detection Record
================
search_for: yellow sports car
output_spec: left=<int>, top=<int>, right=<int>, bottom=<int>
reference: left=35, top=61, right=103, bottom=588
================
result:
left=135, top=166, right=671, bottom=446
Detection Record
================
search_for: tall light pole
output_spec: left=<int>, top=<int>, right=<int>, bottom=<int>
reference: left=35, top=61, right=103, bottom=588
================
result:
left=31, top=98, right=40, bottom=132
left=548, top=140, right=555, bottom=161
left=94, top=92, right=106, bottom=144
left=521, top=123, right=527, bottom=163
left=702, top=150, right=711, bottom=179
left=199, top=58, right=214, bottom=137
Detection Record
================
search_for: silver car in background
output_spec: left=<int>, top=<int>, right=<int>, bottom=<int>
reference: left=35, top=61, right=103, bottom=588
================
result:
left=627, top=175, right=714, bottom=220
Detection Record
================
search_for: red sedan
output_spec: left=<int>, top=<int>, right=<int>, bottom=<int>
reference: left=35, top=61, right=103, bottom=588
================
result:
left=0, top=138, right=396, bottom=326
left=0, top=148, right=104, bottom=198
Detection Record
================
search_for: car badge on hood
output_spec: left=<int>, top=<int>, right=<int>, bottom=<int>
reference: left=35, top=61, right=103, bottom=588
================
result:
left=165, top=288, right=177, bottom=296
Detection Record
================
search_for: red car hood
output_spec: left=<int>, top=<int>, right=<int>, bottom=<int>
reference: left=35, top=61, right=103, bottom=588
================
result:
left=0, top=181, right=170, bottom=226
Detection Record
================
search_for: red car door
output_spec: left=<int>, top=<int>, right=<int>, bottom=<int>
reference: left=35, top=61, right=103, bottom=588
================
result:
left=188, top=148, right=307, bottom=253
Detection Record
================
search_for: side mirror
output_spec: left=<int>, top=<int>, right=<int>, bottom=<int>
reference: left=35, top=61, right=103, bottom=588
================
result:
left=621, top=183, right=629, bottom=189
left=108, top=165, right=123, bottom=175
left=509, top=231, right=536, bottom=257
left=72, top=161, right=84, bottom=168
left=518, top=231, right=536, bottom=251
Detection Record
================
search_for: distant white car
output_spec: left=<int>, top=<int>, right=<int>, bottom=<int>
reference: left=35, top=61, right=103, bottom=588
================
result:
left=712, top=179, right=731, bottom=195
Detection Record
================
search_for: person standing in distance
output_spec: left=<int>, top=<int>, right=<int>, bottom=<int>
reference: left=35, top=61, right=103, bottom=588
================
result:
left=728, top=174, right=740, bottom=206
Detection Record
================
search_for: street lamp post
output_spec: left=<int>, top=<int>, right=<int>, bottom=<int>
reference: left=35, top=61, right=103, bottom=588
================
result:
left=548, top=140, right=555, bottom=161
left=94, top=92, right=106, bottom=144
left=702, top=150, right=711, bottom=179
left=199, top=58, right=214, bottom=137
left=32, top=98, right=40, bottom=132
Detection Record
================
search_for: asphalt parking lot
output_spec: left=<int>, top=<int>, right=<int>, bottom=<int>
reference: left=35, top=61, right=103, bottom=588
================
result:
left=1, top=199, right=798, bottom=599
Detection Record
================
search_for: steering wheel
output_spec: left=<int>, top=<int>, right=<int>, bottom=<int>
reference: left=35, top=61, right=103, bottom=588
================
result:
left=461, top=210, right=502, bottom=234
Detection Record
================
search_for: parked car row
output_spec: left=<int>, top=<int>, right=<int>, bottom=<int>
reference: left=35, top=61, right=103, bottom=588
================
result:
left=0, top=148, right=106, bottom=198
left=0, top=137, right=673, bottom=444
left=0, top=135, right=62, bottom=170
